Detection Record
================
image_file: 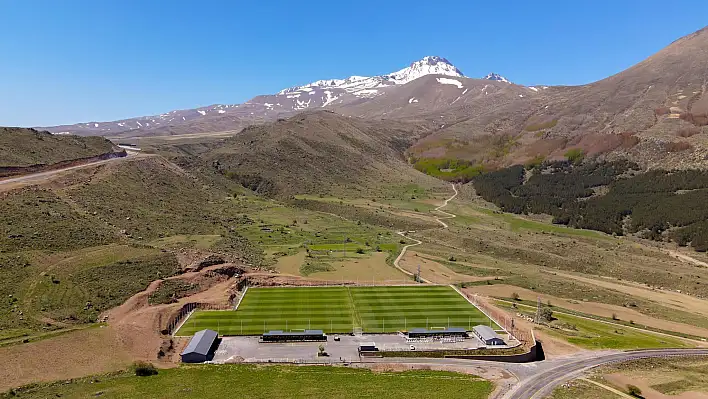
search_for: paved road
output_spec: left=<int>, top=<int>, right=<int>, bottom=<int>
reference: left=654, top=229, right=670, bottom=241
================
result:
left=504, top=348, right=708, bottom=399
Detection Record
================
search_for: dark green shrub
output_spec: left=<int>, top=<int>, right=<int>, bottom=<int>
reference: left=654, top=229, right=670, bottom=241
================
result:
left=627, top=384, right=642, bottom=397
left=132, top=361, right=158, bottom=377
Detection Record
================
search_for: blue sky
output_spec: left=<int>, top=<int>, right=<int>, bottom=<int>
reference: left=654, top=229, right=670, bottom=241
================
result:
left=1, top=0, right=707, bottom=127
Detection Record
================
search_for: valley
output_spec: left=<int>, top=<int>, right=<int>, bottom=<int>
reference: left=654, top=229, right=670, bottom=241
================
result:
left=3, top=134, right=708, bottom=396
left=3, top=22, right=708, bottom=399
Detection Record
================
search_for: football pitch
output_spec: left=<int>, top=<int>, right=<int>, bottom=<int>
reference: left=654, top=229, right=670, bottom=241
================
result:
left=176, top=285, right=496, bottom=336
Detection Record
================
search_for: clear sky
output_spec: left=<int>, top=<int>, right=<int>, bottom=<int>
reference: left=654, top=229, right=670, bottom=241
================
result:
left=2, top=0, right=707, bottom=127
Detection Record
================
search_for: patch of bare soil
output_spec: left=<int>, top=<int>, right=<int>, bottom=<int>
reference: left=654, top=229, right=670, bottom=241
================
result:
left=272, top=251, right=307, bottom=275
left=105, top=264, right=241, bottom=363
left=605, top=373, right=708, bottom=399
left=0, top=326, right=133, bottom=391
left=358, top=362, right=516, bottom=397
left=399, top=251, right=494, bottom=284
left=552, top=271, right=708, bottom=318
left=0, top=263, right=244, bottom=391
left=468, top=284, right=708, bottom=339
left=310, top=252, right=407, bottom=281
left=242, top=272, right=358, bottom=287
left=669, top=250, right=708, bottom=268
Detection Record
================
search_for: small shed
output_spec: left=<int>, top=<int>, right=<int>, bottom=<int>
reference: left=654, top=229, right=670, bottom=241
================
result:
left=181, top=329, right=219, bottom=363
left=358, top=342, right=378, bottom=352
left=472, top=325, right=505, bottom=346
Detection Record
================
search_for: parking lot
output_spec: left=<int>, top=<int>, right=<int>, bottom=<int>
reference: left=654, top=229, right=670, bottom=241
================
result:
left=212, top=333, right=487, bottom=363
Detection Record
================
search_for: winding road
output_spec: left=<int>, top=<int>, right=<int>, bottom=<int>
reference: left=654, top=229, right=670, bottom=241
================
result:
left=392, top=183, right=458, bottom=281
left=387, top=183, right=708, bottom=398
left=504, top=348, right=708, bottom=398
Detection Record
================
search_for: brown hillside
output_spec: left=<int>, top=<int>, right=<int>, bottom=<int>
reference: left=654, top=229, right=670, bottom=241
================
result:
left=0, top=127, right=117, bottom=168
left=202, top=111, right=448, bottom=196
left=408, top=26, right=708, bottom=169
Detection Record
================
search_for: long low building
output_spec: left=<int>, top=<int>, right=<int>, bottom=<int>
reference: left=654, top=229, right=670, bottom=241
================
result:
left=181, top=329, right=219, bottom=363
left=407, top=327, right=469, bottom=338
left=261, top=329, right=327, bottom=342
left=472, top=325, right=506, bottom=346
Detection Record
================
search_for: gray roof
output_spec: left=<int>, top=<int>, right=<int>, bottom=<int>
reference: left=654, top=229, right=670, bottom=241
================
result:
left=262, top=329, right=324, bottom=336
left=409, top=327, right=467, bottom=334
left=181, top=329, right=218, bottom=356
left=473, top=325, right=501, bottom=341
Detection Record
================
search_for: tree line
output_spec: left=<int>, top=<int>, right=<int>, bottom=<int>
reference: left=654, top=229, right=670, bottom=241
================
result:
left=473, top=160, right=708, bottom=252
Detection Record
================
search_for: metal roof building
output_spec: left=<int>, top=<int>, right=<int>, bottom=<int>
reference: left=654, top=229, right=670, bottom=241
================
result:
left=261, top=329, right=327, bottom=342
left=407, top=327, right=469, bottom=338
left=472, top=325, right=506, bottom=346
left=181, top=329, right=219, bottom=363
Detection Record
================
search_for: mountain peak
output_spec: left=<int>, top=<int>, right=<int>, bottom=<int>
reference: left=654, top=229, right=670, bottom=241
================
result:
left=483, top=72, right=511, bottom=84
left=416, top=56, right=453, bottom=66
left=277, top=56, right=464, bottom=95
left=386, top=56, right=464, bottom=85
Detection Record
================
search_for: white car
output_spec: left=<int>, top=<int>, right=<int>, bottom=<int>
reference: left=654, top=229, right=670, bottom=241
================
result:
left=333, top=336, right=341, bottom=341
left=409, top=345, right=416, bottom=351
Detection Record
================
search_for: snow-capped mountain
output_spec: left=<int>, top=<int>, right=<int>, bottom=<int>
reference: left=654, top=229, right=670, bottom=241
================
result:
left=278, top=56, right=464, bottom=96
left=483, top=73, right=511, bottom=84
left=40, top=57, right=527, bottom=137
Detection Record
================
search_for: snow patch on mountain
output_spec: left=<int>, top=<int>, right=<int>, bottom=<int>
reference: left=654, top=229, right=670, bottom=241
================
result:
left=321, top=91, right=339, bottom=107
left=436, top=77, right=464, bottom=88
left=354, top=89, right=380, bottom=98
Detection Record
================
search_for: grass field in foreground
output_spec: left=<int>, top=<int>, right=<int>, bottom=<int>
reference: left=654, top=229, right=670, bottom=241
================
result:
left=176, top=286, right=496, bottom=335
left=6, top=365, right=493, bottom=399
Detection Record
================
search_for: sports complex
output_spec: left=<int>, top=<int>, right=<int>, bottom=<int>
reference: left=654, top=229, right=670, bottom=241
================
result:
left=176, top=285, right=498, bottom=336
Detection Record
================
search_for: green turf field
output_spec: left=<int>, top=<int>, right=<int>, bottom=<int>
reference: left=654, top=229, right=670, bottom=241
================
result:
left=176, top=285, right=496, bottom=336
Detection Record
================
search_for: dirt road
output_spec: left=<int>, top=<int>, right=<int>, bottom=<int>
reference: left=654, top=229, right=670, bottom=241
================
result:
left=0, top=152, right=141, bottom=192
left=393, top=183, right=458, bottom=280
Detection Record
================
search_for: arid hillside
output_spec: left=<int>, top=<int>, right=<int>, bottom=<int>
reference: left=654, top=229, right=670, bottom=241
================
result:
left=410, top=26, right=708, bottom=169
left=0, top=127, right=119, bottom=168
left=201, top=111, right=448, bottom=197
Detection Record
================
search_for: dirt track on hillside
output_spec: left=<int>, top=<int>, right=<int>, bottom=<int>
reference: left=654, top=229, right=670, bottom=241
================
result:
left=470, top=284, right=708, bottom=340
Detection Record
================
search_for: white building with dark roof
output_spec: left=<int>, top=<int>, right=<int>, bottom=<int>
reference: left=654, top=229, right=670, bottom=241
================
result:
left=472, top=325, right=506, bottom=346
